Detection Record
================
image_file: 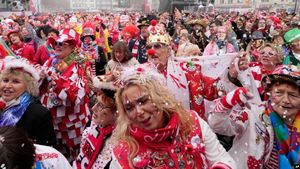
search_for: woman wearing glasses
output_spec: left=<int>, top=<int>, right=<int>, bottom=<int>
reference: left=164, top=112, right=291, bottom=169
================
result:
left=246, top=30, right=266, bottom=62
left=229, top=43, right=283, bottom=100
left=74, top=81, right=117, bottom=169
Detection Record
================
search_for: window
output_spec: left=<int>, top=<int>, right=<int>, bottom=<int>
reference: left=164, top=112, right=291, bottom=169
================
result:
left=228, top=0, right=233, bottom=3
left=220, top=0, right=225, bottom=3
left=237, top=0, right=243, bottom=3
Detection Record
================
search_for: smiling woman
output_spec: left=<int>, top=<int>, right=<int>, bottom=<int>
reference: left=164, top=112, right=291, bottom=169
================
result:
left=0, top=56, right=56, bottom=147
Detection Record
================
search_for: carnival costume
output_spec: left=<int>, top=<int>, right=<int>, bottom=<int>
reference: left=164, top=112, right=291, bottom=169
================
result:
left=40, top=29, right=90, bottom=160
left=208, top=65, right=300, bottom=169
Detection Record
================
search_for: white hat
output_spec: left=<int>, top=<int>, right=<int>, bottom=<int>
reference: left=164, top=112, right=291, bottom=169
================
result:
left=0, top=56, right=40, bottom=82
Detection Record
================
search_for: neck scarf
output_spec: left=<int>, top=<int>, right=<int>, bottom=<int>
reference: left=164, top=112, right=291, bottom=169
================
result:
left=51, top=52, right=77, bottom=72
left=76, top=124, right=115, bottom=169
left=128, top=112, right=205, bottom=169
left=0, top=92, right=32, bottom=126
left=265, top=101, right=300, bottom=169
left=130, top=113, right=179, bottom=148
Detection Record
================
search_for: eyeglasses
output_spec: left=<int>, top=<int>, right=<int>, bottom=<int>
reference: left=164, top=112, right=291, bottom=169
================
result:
left=93, top=102, right=113, bottom=113
left=146, top=43, right=165, bottom=50
left=260, top=51, right=277, bottom=57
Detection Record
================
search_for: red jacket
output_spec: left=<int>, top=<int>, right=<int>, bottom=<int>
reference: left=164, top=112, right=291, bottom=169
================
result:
left=10, top=42, right=35, bottom=62
left=34, top=45, right=51, bottom=65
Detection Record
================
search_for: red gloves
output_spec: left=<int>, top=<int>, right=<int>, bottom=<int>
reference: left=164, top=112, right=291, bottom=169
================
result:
left=213, top=87, right=249, bottom=113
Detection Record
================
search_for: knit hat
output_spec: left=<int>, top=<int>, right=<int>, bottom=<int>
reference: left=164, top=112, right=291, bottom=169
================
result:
left=0, top=56, right=41, bottom=82
left=284, top=28, right=300, bottom=44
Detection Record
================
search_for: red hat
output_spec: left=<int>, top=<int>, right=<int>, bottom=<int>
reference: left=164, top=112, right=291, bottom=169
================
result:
left=94, top=16, right=103, bottom=23
left=80, top=22, right=96, bottom=41
left=48, top=28, right=79, bottom=47
left=7, top=29, right=22, bottom=42
left=7, top=29, right=20, bottom=37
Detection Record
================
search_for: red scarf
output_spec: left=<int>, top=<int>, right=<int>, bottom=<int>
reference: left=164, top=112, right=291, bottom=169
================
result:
left=76, top=124, right=115, bottom=169
left=128, top=113, right=205, bottom=169
left=130, top=113, right=179, bottom=146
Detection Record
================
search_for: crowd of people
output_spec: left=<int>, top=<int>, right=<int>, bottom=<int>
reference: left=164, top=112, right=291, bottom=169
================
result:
left=0, top=7, right=299, bottom=169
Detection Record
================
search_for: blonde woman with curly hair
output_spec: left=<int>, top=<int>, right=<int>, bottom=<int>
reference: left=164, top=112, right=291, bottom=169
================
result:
left=0, top=56, right=56, bottom=147
left=109, top=65, right=236, bottom=169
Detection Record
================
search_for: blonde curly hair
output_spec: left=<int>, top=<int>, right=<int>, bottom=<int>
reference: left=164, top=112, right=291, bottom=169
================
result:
left=0, top=69, right=39, bottom=97
left=114, top=76, right=193, bottom=167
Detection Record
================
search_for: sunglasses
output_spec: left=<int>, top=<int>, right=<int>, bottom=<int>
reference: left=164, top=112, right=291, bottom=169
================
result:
left=55, top=41, right=69, bottom=47
left=146, top=43, right=165, bottom=50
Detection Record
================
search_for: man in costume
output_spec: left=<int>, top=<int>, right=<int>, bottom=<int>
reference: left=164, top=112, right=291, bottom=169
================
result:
left=40, top=29, right=90, bottom=161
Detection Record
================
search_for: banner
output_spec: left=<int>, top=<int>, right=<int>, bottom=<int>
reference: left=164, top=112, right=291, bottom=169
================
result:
left=176, top=53, right=261, bottom=106
left=175, top=53, right=237, bottom=78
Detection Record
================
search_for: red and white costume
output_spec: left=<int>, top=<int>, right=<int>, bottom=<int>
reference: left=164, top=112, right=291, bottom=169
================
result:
left=164, top=57, right=236, bottom=120
left=40, top=29, right=90, bottom=160
left=110, top=111, right=236, bottom=169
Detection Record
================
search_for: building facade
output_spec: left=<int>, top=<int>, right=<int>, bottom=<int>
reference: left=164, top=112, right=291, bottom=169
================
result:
left=214, top=0, right=298, bottom=13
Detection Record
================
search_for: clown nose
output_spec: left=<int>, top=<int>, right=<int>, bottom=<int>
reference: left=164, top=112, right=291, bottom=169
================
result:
left=147, top=48, right=155, bottom=56
left=150, top=19, right=157, bottom=26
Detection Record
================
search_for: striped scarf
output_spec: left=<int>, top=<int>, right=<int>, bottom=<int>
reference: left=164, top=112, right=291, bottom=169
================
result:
left=132, top=39, right=139, bottom=58
left=265, top=101, right=300, bottom=169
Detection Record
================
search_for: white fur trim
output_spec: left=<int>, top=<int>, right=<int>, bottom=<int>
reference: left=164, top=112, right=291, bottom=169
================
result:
left=119, top=63, right=166, bottom=86
left=1, top=56, right=40, bottom=81
left=92, top=76, right=118, bottom=91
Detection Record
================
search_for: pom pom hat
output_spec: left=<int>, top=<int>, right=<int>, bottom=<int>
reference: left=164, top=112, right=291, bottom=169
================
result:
left=0, top=56, right=41, bottom=82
